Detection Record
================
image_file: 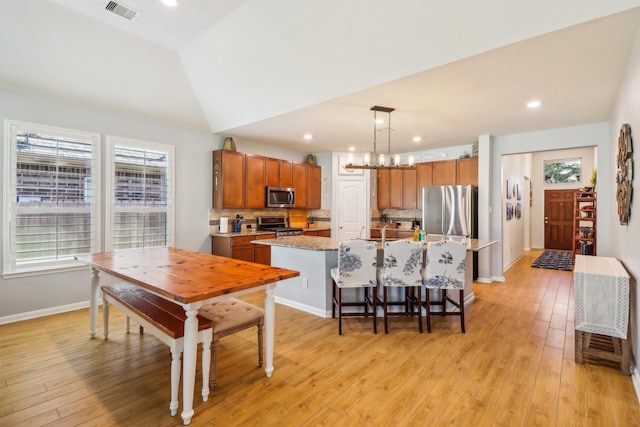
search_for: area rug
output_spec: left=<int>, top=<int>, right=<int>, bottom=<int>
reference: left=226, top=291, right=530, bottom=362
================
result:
left=531, top=250, right=573, bottom=271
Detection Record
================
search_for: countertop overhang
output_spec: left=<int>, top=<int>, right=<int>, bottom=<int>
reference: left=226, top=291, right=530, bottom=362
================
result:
left=252, top=235, right=497, bottom=252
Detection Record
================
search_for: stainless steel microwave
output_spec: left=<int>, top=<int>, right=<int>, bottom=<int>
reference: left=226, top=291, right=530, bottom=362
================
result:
left=266, top=186, right=296, bottom=208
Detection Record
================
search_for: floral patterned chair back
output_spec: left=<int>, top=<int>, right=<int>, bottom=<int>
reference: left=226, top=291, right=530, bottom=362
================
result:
left=332, top=240, right=378, bottom=288
left=424, top=241, right=467, bottom=289
left=380, top=240, right=424, bottom=287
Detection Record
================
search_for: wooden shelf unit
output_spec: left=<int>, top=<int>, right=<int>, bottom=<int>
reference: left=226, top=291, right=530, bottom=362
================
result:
left=572, top=191, right=596, bottom=257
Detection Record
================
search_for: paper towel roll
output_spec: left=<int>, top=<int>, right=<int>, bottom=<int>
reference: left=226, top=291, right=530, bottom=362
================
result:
left=219, top=217, right=228, bottom=233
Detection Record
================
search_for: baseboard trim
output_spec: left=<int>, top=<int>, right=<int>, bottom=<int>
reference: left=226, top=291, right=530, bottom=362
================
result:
left=476, top=277, right=493, bottom=283
left=0, top=301, right=91, bottom=325
left=275, top=296, right=328, bottom=318
left=632, top=367, right=640, bottom=404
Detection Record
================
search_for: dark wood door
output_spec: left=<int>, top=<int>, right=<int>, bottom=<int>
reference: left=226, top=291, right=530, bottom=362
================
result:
left=544, top=189, right=577, bottom=250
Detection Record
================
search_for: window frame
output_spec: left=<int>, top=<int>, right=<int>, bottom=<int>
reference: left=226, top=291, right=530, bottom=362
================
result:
left=2, top=119, right=102, bottom=278
left=104, top=135, right=175, bottom=252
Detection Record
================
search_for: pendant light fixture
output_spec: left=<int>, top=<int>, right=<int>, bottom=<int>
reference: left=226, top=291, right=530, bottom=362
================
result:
left=345, top=106, right=415, bottom=170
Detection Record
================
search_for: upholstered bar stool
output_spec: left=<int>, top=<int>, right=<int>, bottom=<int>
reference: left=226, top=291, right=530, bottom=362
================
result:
left=198, top=298, right=265, bottom=389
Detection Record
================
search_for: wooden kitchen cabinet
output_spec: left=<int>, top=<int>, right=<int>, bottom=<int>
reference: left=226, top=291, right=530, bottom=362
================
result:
left=307, top=164, right=321, bottom=209
left=280, top=160, right=293, bottom=187
left=304, top=229, right=331, bottom=237
left=417, top=162, right=433, bottom=209
left=266, top=157, right=280, bottom=187
left=456, top=157, right=478, bottom=186
left=432, top=159, right=457, bottom=186
left=389, top=169, right=403, bottom=209
left=377, top=169, right=390, bottom=209
left=213, top=150, right=244, bottom=209
left=211, top=233, right=275, bottom=265
left=245, top=153, right=266, bottom=208
left=402, top=169, right=417, bottom=209
left=292, top=162, right=307, bottom=208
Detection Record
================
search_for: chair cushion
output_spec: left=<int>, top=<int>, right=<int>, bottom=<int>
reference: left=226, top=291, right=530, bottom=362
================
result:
left=198, top=298, right=264, bottom=333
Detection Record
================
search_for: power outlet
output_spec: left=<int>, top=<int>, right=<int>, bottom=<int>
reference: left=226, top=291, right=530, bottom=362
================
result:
left=302, top=277, right=308, bottom=288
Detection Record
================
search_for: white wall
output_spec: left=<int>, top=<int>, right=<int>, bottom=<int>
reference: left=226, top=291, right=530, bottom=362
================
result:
left=501, top=153, right=532, bottom=269
left=0, top=87, right=217, bottom=321
left=609, top=27, right=640, bottom=383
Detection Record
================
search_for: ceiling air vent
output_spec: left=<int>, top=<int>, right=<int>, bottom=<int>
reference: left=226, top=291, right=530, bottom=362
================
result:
left=104, top=1, right=140, bottom=21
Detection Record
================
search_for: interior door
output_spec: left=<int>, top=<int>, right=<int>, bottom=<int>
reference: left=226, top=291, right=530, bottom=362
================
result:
left=544, top=189, right=576, bottom=250
left=337, top=180, right=366, bottom=241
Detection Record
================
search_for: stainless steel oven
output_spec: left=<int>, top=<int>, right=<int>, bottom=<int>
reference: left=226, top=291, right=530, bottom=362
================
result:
left=266, top=186, right=296, bottom=208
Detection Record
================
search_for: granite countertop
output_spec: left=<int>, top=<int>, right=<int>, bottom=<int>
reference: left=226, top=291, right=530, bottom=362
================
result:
left=252, top=235, right=497, bottom=252
left=210, top=230, right=276, bottom=237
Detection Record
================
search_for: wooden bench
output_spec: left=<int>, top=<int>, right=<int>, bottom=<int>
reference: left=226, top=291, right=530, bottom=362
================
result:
left=101, top=283, right=213, bottom=416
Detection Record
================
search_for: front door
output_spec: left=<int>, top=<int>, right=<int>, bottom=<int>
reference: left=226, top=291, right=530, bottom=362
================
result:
left=337, top=179, right=366, bottom=241
left=544, top=189, right=576, bottom=250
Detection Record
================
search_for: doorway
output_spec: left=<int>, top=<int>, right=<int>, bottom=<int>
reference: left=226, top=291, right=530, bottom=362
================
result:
left=544, top=189, right=577, bottom=250
left=336, top=179, right=366, bottom=241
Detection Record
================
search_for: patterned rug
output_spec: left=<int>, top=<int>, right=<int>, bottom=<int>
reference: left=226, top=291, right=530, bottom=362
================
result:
left=531, top=250, right=573, bottom=271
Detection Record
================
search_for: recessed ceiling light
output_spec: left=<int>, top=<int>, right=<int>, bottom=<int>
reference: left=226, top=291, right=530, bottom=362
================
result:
left=303, top=134, right=313, bottom=140
left=527, top=100, right=541, bottom=109
left=413, top=136, right=422, bottom=143
left=348, top=146, right=355, bottom=152
left=161, top=0, right=178, bottom=7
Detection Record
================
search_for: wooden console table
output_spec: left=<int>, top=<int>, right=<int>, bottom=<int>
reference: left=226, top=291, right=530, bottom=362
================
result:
left=573, top=255, right=631, bottom=375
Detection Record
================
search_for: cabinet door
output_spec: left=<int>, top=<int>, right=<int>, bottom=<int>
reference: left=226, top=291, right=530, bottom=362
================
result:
left=416, top=162, right=433, bottom=210
left=316, top=229, right=331, bottom=237
left=231, top=245, right=254, bottom=262
left=307, top=165, right=321, bottom=209
left=389, top=169, right=403, bottom=209
left=377, top=169, right=390, bottom=209
left=432, top=160, right=457, bottom=186
left=245, top=154, right=266, bottom=208
left=213, top=150, right=244, bottom=209
left=456, top=157, right=478, bottom=186
left=292, top=162, right=307, bottom=208
left=280, top=160, right=293, bottom=187
left=254, top=244, right=271, bottom=265
left=265, top=157, right=280, bottom=187
left=403, top=169, right=417, bottom=209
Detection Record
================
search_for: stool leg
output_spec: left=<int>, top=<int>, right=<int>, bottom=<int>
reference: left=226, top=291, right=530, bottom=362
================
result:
left=257, top=321, right=264, bottom=367
left=169, top=346, right=180, bottom=416
left=575, top=331, right=584, bottom=364
left=209, top=336, right=219, bottom=390
left=103, top=298, right=110, bottom=340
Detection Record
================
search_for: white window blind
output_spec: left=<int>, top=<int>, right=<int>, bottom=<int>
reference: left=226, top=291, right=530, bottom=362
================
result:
left=105, top=137, right=174, bottom=251
left=3, top=120, right=101, bottom=276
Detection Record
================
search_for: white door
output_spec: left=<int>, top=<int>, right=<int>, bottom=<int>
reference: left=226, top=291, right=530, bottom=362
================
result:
left=337, top=179, right=366, bottom=241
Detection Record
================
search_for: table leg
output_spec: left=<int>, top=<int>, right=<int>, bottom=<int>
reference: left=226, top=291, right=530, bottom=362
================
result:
left=264, top=283, right=277, bottom=377
left=90, top=268, right=100, bottom=338
left=181, top=308, right=198, bottom=425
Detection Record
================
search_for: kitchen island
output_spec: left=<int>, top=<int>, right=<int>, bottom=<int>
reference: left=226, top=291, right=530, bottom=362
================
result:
left=253, top=235, right=496, bottom=317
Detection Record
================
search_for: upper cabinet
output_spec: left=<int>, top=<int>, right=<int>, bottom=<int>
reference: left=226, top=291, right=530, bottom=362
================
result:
left=213, top=150, right=244, bottom=209
left=245, top=153, right=266, bottom=208
left=213, top=150, right=320, bottom=209
left=307, top=164, right=321, bottom=209
left=432, top=160, right=457, bottom=186
left=377, top=157, right=479, bottom=211
left=456, top=157, right=478, bottom=186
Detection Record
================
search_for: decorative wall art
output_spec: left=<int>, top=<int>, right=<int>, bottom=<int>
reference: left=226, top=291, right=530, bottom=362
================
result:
left=506, top=179, right=512, bottom=199
left=506, top=202, right=513, bottom=220
left=616, top=124, right=633, bottom=225
left=516, top=203, right=522, bottom=219
left=517, top=184, right=522, bottom=201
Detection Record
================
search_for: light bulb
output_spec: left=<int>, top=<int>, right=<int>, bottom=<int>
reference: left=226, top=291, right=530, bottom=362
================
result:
left=379, top=154, right=385, bottom=166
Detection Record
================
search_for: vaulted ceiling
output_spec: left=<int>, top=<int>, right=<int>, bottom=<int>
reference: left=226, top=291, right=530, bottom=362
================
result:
left=2, top=1, right=640, bottom=153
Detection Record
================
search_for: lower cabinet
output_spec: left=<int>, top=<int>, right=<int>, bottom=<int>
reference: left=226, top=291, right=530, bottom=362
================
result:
left=211, top=233, right=275, bottom=265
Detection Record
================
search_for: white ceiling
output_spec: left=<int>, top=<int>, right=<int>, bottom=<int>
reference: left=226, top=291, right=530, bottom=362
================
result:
left=2, top=1, right=640, bottom=154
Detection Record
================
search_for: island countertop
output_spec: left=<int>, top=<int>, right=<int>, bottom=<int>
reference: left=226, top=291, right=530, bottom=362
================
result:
left=252, top=235, right=497, bottom=252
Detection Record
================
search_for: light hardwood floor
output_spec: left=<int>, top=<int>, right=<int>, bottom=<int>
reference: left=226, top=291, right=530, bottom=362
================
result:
left=1, top=249, right=639, bottom=426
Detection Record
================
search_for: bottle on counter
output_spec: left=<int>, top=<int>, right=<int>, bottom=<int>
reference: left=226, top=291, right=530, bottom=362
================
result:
left=419, top=229, right=426, bottom=241
left=413, top=227, right=419, bottom=242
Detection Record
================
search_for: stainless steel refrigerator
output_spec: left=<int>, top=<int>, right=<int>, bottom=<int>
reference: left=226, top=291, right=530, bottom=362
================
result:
left=422, top=185, right=478, bottom=278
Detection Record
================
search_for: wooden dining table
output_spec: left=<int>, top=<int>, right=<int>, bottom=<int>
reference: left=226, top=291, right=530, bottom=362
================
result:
left=75, top=247, right=299, bottom=425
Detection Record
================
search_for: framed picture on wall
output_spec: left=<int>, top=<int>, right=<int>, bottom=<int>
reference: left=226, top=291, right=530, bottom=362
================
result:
left=517, top=184, right=522, bottom=200
left=544, top=158, right=581, bottom=183
left=506, top=202, right=513, bottom=220
left=516, top=203, right=522, bottom=219
left=506, top=179, right=512, bottom=199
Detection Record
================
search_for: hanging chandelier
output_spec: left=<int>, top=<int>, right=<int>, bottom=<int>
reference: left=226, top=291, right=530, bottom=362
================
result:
left=344, top=105, right=415, bottom=170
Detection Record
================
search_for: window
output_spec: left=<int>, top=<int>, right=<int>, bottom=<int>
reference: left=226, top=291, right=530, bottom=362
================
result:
left=3, top=120, right=101, bottom=276
left=105, top=136, right=174, bottom=251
